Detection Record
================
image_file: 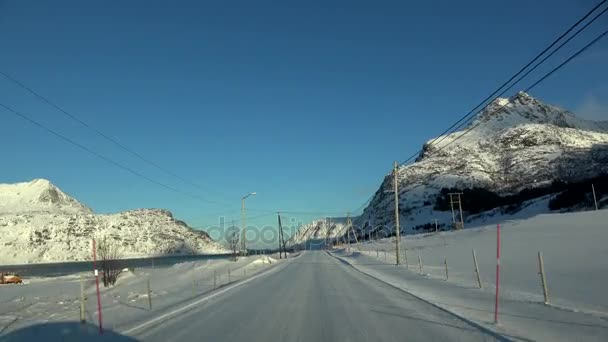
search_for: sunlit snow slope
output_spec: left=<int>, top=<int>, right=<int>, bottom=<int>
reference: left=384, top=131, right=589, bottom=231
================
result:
left=0, top=179, right=227, bottom=264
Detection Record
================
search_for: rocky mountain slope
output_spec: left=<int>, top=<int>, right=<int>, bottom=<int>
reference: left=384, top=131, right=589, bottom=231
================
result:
left=0, top=179, right=227, bottom=264
left=351, top=92, right=608, bottom=236
left=287, top=217, right=348, bottom=246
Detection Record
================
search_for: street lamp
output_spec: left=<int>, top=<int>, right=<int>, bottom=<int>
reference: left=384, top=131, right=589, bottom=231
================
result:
left=241, top=192, right=256, bottom=254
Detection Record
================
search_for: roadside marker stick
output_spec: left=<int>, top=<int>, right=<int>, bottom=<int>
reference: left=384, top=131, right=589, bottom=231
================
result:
left=592, top=184, right=598, bottom=210
left=494, top=224, right=501, bottom=324
left=92, top=239, right=103, bottom=335
left=80, top=274, right=86, bottom=323
left=147, top=279, right=152, bottom=310
left=444, top=257, right=449, bottom=281
left=473, top=249, right=483, bottom=289
left=538, top=252, right=550, bottom=304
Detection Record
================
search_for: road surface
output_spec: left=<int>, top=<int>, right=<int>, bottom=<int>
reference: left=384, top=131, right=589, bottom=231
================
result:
left=135, top=251, right=496, bottom=341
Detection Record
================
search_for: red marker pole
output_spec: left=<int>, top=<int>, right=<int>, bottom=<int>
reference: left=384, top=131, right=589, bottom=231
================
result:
left=494, top=224, right=501, bottom=324
left=92, top=239, right=103, bottom=335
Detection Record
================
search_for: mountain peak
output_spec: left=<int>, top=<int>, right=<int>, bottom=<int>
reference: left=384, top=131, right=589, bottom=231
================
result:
left=514, top=91, right=532, bottom=101
left=0, top=179, right=92, bottom=214
left=472, top=91, right=607, bottom=134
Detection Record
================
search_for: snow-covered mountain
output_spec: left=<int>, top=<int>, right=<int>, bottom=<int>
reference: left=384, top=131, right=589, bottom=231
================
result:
left=0, top=179, right=92, bottom=215
left=286, top=92, right=607, bottom=244
left=0, top=179, right=227, bottom=264
left=351, top=92, right=608, bottom=234
left=287, top=217, right=348, bottom=246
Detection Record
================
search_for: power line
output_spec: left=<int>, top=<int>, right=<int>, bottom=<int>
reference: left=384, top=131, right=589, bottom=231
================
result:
left=398, top=0, right=608, bottom=166
left=0, top=102, right=342, bottom=217
left=420, top=3, right=608, bottom=155
left=191, top=212, right=276, bottom=230
left=430, top=28, right=608, bottom=155
left=0, top=70, right=224, bottom=198
left=351, top=7, right=608, bottom=225
left=0, top=102, right=244, bottom=208
left=188, top=210, right=347, bottom=228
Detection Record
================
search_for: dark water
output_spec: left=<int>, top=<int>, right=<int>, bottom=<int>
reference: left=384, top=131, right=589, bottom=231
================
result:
left=0, top=254, right=234, bottom=277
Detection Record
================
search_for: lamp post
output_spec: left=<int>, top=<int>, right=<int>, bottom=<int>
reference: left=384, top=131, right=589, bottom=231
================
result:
left=241, top=192, right=256, bottom=254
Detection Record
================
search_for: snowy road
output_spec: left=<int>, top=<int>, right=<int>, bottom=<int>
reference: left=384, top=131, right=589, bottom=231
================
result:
left=134, top=251, right=496, bottom=342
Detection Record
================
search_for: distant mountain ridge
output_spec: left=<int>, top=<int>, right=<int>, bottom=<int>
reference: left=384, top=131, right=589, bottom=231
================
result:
left=287, top=217, right=348, bottom=246
left=0, top=179, right=227, bottom=264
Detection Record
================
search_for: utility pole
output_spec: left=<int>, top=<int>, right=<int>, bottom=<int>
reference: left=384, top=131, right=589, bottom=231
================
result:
left=324, top=217, right=329, bottom=250
left=458, top=193, right=464, bottom=229
left=241, top=199, right=246, bottom=253
left=393, top=161, right=401, bottom=266
left=347, top=213, right=359, bottom=250
left=277, top=213, right=283, bottom=259
left=449, top=193, right=464, bottom=229
left=449, top=193, right=456, bottom=227
left=279, top=213, right=287, bottom=258
left=347, top=224, right=351, bottom=253
left=241, top=192, right=256, bottom=255
left=328, top=217, right=332, bottom=249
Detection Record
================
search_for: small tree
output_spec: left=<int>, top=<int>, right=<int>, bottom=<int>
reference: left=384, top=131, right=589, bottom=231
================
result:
left=227, top=223, right=240, bottom=262
left=97, top=236, right=123, bottom=287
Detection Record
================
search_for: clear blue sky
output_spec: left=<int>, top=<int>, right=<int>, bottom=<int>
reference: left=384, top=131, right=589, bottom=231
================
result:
left=1, top=0, right=607, bottom=243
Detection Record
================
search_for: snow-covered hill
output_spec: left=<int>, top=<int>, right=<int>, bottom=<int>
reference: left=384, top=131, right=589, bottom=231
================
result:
left=353, top=92, right=608, bottom=234
left=287, top=217, right=348, bottom=246
left=0, top=179, right=227, bottom=264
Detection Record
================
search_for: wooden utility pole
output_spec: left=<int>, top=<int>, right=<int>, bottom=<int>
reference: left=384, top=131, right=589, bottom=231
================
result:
left=449, top=194, right=456, bottom=226
left=241, top=198, right=246, bottom=253
left=458, top=193, right=464, bottom=229
left=277, top=213, right=284, bottom=259
left=393, top=161, right=401, bottom=265
left=347, top=224, right=352, bottom=253
left=277, top=213, right=287, bottom=259
left=449, top=193, right=464, bottom=229
left=241, top=193, right=256, bottom=255
left=328, top=217, right=332, bottom=249
left=325, top=217, right=329, bottom=250
left=347, top=213, right=359, bottom=250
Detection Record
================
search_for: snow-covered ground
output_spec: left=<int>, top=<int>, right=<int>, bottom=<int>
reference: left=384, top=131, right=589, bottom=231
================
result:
left=0, top=253, right=286, bottom=336
left=333, top=209, right=608, bottom=341
left=356, top=209, right=608, bottom=313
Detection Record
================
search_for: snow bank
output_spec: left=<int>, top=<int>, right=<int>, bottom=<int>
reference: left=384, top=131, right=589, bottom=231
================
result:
left=0, top=254, right=286, bottom=335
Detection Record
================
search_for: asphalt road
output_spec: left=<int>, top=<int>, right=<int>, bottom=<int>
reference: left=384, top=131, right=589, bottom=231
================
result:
left=135, top=251, right=496, bottom=342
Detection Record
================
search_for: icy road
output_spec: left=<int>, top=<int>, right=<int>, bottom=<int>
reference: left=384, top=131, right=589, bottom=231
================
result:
left=134, top=251, right=496, bottom=342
